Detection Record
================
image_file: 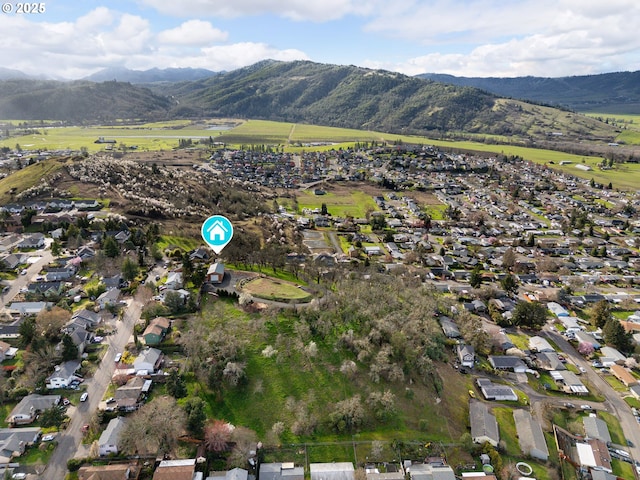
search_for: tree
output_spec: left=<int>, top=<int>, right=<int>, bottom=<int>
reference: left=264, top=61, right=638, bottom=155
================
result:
left=501, top=248, right=516, bottom=270
left=18, top=316, right=37, bottom=347
left=183, top=397, right=207, bottom=437
left=204, top=419, right=233, bottom=452
left=103, top=235, right=119, bottom=258
left=51, top=239, right=62, bottom=258
left=577, top=342, right=595, bottom=357
left=469, top=267, right=483, bottom=288
left=603, top=318, right=633, bottom=353
left=164, top=290, right=185, bottom=315
left=166, top=370, right=187, bottom=399
left=36, top=306, right=71, bottom=342
left=39, top=406, right=68, bottom=430
left=321, top=203, right=328, bottom=215
left=121, top=257, right=139, bottom=282
left=119, top=396, right=186, bottom=455
left=20, top=208, right=36, bottom=228
left=500, top=274, right=519, bottom=295
left=329, top=395, right=364, bottom=432
left=61, top=333, right=78, bottom=361
left=222, top=362, right=246, bottom=386
left=590, top=300, right=611, bottom=328
left=512, top=301, right=547, bottom=329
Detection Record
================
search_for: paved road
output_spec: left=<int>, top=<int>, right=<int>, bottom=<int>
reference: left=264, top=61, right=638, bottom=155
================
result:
left=42, top=276, right=147, bottom=479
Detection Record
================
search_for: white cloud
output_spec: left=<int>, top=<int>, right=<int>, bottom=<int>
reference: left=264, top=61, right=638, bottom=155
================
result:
left=157, top=20, right=228, bottom=45
left=140, top=0, right=377, bottom=21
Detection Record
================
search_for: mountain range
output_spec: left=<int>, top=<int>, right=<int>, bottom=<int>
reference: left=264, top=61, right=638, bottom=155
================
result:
left=0, top=61, right=633, bottom=141
left=84, top=67, right=219, bottom=84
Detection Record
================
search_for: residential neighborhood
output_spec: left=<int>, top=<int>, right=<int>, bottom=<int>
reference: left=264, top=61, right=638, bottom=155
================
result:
left=0, top=142, right=639, bottom=480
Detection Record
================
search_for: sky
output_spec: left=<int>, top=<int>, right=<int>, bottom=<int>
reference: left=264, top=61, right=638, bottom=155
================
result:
left=1, top=0, right=639, bottom=80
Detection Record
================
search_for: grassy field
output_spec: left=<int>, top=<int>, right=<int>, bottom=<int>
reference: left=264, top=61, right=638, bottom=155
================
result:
left=0, top=157, right=68, bottom=204
left=296, top=189, right=378, bottom=218
left=241, top=277, right=312, bottom=303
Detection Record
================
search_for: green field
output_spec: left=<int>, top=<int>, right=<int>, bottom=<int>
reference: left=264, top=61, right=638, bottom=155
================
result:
left=241, top=277, right=312, bottom=303
left=296, top=190, right=378, bottom=218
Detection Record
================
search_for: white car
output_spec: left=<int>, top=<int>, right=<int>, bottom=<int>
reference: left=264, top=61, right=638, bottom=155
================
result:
left=580, top=404, right=592, bottom=410
left=80, top=392, right=88, bottom=402
left=12, top=473, right=27, bottom=480
left=114, top=352, right=122, bottom=363
left=41, top=434, right=55, bottom=442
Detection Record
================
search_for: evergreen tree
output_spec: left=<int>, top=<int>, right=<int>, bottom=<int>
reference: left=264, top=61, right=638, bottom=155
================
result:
left=61, top=333, right=78, bottom=361
left=512, top=301, right=547, bottom=330
left=103, top=235, right=119, bottom=258
left=166, top=370, right=187, bottom=399
left=590, top=300, right=611, bottom=328
left=603, top=318, right=633, bottom=353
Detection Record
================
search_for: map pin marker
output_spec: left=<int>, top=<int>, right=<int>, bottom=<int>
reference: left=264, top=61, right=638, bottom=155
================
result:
left=201, top=215, right=234, bottom=254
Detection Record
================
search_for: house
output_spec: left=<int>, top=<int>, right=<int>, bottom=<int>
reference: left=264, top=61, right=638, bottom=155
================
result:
left=142, top=317, right=170, bottom=346
left=0, top=341, right=16, bottom=363
left=0, top=427, right=40, bottom=463
left=164, top=271, right=183, bottom=290
left=583, top=416, right=612, bottom=444
left=68, top=326, right=93, bottom=355
left=456, top=344, right=475, bottom=368
left=189, top=247, right=210, bottom=261
left=439, top=317, right=461, bottom=338
left=18, top=233, right=45, bottom=249
left=0, top=253, right=25, bottom=270
left=260, top=463, right=305, bottom=480
left=574, top=331, right=601, bottom=350
left=469, top=400, right=499, bottom=447
left=97, top=288, right=120, bottom=310
left=7, top=394, right=60, bottom=425
left=529, top=335, right=554, bottom=353
left=207, top=262, right=225, bottom=284
left=609, top=364, right=637, bottom=387
left=71, top=309, right=102, bottom=328
left=476, top=378, right=518, bottom=401
left=99, top=417, right=127, bottom=456
left=493, top=332, right=514, bottom=351
left=78, top=463, right=140, bottom=480
left=536, top=352, right=566, bottom=371
left=513, top=409, right=549, bottom=461
left=488, top=355, right=527, bottom=373
left=133, top=347, right=163, bottom=374
left=152, top=458, right=195, bottom=480
left=551, top=370, right=589, bottom=394
left=8, top=301, right=52, bottom=316
left=46, top=360, right=81, bottom=389
left=310, top=462, right=355, bottom=480
left=599, top=347, right=626, bottom=365
left=44, top=265, right=76, bottom=281
left=115, top=376, right=149, bottom=411
left=547, top=302, right=569, bottom=317
left=208, top=467, right=250, bottom=480
left=407, top=463, right=456, bottom=480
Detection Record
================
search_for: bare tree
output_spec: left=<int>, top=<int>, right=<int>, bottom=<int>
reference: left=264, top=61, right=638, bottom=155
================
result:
left=119, top=396, right=185, bottom=455
left=204, top=419, right=234, bottom=452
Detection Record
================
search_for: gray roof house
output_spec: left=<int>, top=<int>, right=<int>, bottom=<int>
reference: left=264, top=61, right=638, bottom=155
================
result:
left=0, top=427, right=40, bottom=463
left=208, top=468, right=249, bottom=480
left=476, top=378, right=518, bottom=402
left=439, top=317, right=461, bottom=338
left=488, top=355, right=527, bottom=373
left=259, top=463, right=305, bottom=480
left=407, top=463, right=455, bottom=480
left=583, top=416, right=612, bottom=444
left=46, top=360, right=81, bottom=389
left=133, top=347, right=163, bottom=373
left=456, top=344, right=475, bottom=368
left=99, top=416, right=127, bottom=456
left=469, top=400, right=499, bottom=447
left=536, top=352, right=566, bottom=371
left=529, top=335, right=554, bottom=352
left=7, top=394, right=61, bottom=425
left=96, top=288, right=120, bottom=310
left=513, top=409, right=549, bottom=461
left=310, top=463, right=355, bottom=480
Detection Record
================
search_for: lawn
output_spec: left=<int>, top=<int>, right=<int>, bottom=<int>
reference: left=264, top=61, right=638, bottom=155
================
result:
left=157, top=235, right=201, bottom=253
left=597, top=411, right=625, bottom=445
left=240, top=277, right=312, bottom=303
left=297, top=190, right=378, bottom=218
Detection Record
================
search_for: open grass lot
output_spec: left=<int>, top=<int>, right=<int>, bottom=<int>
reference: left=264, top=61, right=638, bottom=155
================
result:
left=157, top=235, right=202, bottom=253
left=240, top=277, right=312, bottom=303
left=297, top=189, right=378, bottom=218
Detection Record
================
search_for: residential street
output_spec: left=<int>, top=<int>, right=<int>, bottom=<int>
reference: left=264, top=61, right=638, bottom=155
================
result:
left=41, top=280, right=145, bottom=480
left=542, top=327, right=640, bottom=464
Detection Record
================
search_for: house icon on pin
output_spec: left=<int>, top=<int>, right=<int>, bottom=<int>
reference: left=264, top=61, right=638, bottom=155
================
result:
left=207, top=220, right=229, bottom=243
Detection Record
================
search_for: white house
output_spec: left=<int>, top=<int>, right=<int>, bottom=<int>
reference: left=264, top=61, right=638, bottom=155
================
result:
left=99, top=417, right=127, bottom=456
left=133, top=347, right=163, bottom=373
left=96, top=289, right=120, bottom=310
left=46, top=360, right=81, bottom=389
left=164, top=271, right=183, bottom=290
left=456, top=344, right=475, bottom=368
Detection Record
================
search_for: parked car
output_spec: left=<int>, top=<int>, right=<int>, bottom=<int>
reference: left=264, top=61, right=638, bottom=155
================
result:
left=114, top=352, right=122, bottom=363
left=12, top=473, right=27, bottom=480
left=106, top=397, right=115, bottom=404
left=580, top=404, right=592, bottom=410
left=80, top=392, right=88, bottom=402
left=564, top=402, right=575, bottom=409
left=579, top=366, right=587, bottom=373
left=41, top=434, right=55, bottom=442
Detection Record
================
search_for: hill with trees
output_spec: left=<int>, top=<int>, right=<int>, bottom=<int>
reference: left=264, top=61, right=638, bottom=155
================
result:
left=418, top=71, right=640, bottom=114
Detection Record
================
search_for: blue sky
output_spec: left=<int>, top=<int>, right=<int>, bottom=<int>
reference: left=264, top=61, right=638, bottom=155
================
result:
left=1, top=0, right=639, bottom=79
